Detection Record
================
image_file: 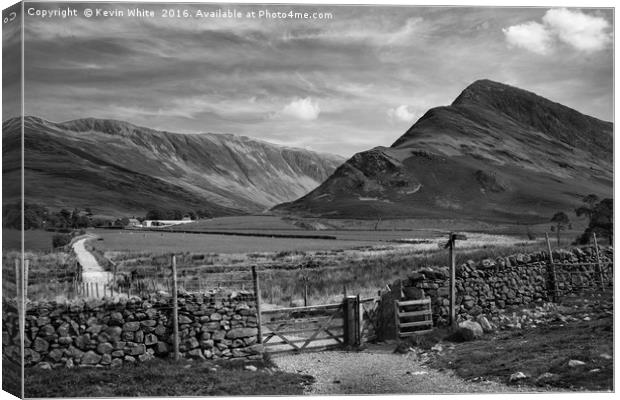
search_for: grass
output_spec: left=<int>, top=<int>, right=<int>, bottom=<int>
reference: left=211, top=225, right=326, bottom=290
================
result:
left=426, top=293, right=613, bottom=391
left=2, top=357, right=22, bottom=398
left=3, top=228, right=58, bottom=251
left=24, top=357, right=313, bottom=397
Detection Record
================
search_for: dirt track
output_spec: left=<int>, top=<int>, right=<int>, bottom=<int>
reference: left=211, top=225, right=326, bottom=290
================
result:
left=272, top=343, right=530, bottom=395
left=73, top=236, right=112, bottom=286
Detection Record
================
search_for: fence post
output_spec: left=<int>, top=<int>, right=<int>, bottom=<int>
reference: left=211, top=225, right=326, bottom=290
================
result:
left=172, top=255, right=180, bottom=360
left=545, top=233, right=558, bottom=301
left=252, top=266, right=263, bottom=344
left=24, top=259, right=29, bottom=302
left=593, top=232, right=605, bottom=292
left=356, top=294, right=362, bottom=346
left=448, top=234, right=456, bottom=328
left=14, top=258, right=23, bottom=343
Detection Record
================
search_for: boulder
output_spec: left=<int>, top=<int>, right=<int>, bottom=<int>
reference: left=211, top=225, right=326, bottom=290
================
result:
left=458, top=320, right=483, bottom=339
left=509, top=372, right=527, bottom=382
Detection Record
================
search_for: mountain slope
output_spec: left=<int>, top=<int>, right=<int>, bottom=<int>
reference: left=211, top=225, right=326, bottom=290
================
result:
left=2, top=116, right=344, bottom=217
left=274, top=80, right=613, bottom=223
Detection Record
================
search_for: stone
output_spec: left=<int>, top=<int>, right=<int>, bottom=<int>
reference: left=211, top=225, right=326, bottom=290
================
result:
left=110, top=312, right=124, bottom=325
left=81, top=351, right=102, bottom=365
left=188, top=349, right=205, bottom=359
left=33, top=337, right=49, bottom=353
left=103, top=326, right=122, bottom=342
left=65, top=358, right=74, bottom=368
left=122, top=322, right=140, bottom=332
left=431, top=344, right=443, bottom=352
left=126, top=343, right=146, bottom=356
left=210, top=313, right=222, bottom=321
left=600, top=353, right=612, bottom=360
left=110, top=358, right=123, bottom=368
left=178, top=315, right=192, bottom=324
left=201, top=339, right=214, bottom=349
left=226, top=327, right=258, bottom=339
left=185, top=337, right=200, bottom=349
left=141, top=319, right=157, bottom=328
left=124, top=355, right=136, bottom=363
left=536, top=372, right=559, bottom=383
left=244, top=365, right=258, bottom=372
left=100, top=354, right=112, bottom=365
left=75, top=334, right=90, bottom=350
left=154, top=342, right=169, bottom=355
left=246, top=344, right=264, bottom=354
left=568, top=359, right=586, bottom=367
left=97, top=342, right=114, bottom=355
left=509, top=372, right=527, bottom=382
left=144, top=334, right=158, bottom=345
left=212, top=331, right=226, bottom=341
left=24, top=348, right=41, bottom=364
left=134, top=330, right=144, bottom=343
left=458, top=320, right=483, bottom=339
left=476, top=316, right=494, bottom=333
left=86, top=324, right=103, bottom=335
left=48, top=348, right=64, bottom=362
left=36, top=362, right=52, bottom=370
left=111, top=350, right=124, bottom=357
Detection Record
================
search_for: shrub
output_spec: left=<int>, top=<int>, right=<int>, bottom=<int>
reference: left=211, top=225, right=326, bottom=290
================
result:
left=52, top=234, right=72, bottom=248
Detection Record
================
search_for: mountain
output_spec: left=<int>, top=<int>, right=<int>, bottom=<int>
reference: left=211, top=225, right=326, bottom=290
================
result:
left=2, top=116, right=344, bottom=217
left=274, top=80, right=613, bottom=223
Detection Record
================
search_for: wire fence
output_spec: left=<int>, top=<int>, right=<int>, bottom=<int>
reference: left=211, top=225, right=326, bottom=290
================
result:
left=23, top=255, right=258, bottom=303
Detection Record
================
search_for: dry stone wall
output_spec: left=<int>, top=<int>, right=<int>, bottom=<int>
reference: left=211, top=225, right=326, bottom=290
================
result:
left=377, top=246, right=613, bottom=339
left=5, top=291, right=263, bottom=370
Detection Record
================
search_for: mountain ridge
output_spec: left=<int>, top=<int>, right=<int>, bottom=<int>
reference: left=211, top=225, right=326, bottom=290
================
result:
left=275, top=79, right=613, bottom=223
left=3, top=116, right=345, bottom=218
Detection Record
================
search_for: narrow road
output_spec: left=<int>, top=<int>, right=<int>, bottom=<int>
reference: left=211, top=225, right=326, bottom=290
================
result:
left=73, top=236, right=112, bottom=286
left=272, top=343, right=525, bottom=395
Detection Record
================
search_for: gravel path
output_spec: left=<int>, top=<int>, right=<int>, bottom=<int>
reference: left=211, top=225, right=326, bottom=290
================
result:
left=73, top=236, right=112, bottom=286
left=272, top=343, right=524, bottom=395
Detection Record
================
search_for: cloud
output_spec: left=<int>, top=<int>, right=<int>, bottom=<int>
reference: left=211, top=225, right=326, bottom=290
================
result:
left=502, top=21, right=553, bottom=55
left=542, top=8, right=612, bottom=52
left=387, top=105, right=418, bottom=123
left=279, top=97, right=321, bottom=121
left=503, top=8, right=612, bottom=54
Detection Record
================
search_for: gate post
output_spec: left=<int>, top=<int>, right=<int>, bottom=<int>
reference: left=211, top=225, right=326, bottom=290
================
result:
left=252, top=266, right=263, bottom=344
left=343, top=296, right=358, bottom=347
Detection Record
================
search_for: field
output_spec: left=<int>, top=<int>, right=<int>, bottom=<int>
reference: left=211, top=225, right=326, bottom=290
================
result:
left=3, top=228, right=59, bottom=252
left=79, top=215, right=557, bottom=306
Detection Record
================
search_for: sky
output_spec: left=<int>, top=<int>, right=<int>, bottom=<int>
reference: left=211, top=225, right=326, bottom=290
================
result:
left=5, top=2, right=615, bottom=157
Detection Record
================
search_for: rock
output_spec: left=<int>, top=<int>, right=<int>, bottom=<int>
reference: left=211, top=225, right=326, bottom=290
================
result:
left=458, top=320, right=483, bottom=339
left=226, top=327, right=258, bottom=339
left=74, top=334, right=90, bottom=350
left=24, top=348, right=41, bottom=364
left=568, top=359, right=586, bottom=367
left=589, top=369, right=601, bottom=373
left=100, top=354, right=112, bottom=365
left=103, top=326, right=122, bottom=342
left=110, top=358, right=123, bottom=368
left=122, top=322, right=140, bottom=332
left=97, top=342, right=114, bottom=355
left=246, top=344, right=264, bottom=354
left=126, top=343, right=146, bottom=356
left=476, top=316, right=494, bottom=333
left=210, top=313, right=222, bottom=321
left=509, top=372, right=527, bottom=382
left=140, top=320, right=157, bottom=327
left=124, top=355, right=136, bottom=363
left=33, top=337, right=49, bottom=352
left=109, top=312, right=124, bottom=325
left=244, top=365, right=258, bottom=372
left=48, top=349, right=64, bottom=362
left=600, top=353, right=612, bottom=360
left=134, top=330, right=144, bottom=343
left=188, top=349, right=205, bottom=359
left=37, top=362, right=52, bottom=370
left=144, top=334, right=158, bottom=345
left=154, top=342, right=169, bottom=355
left=535, top=372, right=559, bottom=383
left=111, top=350, right=124, bottom=357
left=81, top=351, right=102, bottom=365
left=65, top=358, right=74, bottom=368
left=431, top=344, right=443, bottom=352
left=178, top=315, right=192, bottom=324
left=58, top=336, right=73, bottom=345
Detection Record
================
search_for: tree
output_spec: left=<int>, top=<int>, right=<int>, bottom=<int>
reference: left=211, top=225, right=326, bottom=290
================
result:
left=550, top=212, right=571, bottom=246
left=575, top=194, right=600, bottom=221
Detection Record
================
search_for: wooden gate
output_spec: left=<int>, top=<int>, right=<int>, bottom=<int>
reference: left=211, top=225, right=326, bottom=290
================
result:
left=261, top=303, right=345, bottom=353
left=394, top=298, right=433, bottom=338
